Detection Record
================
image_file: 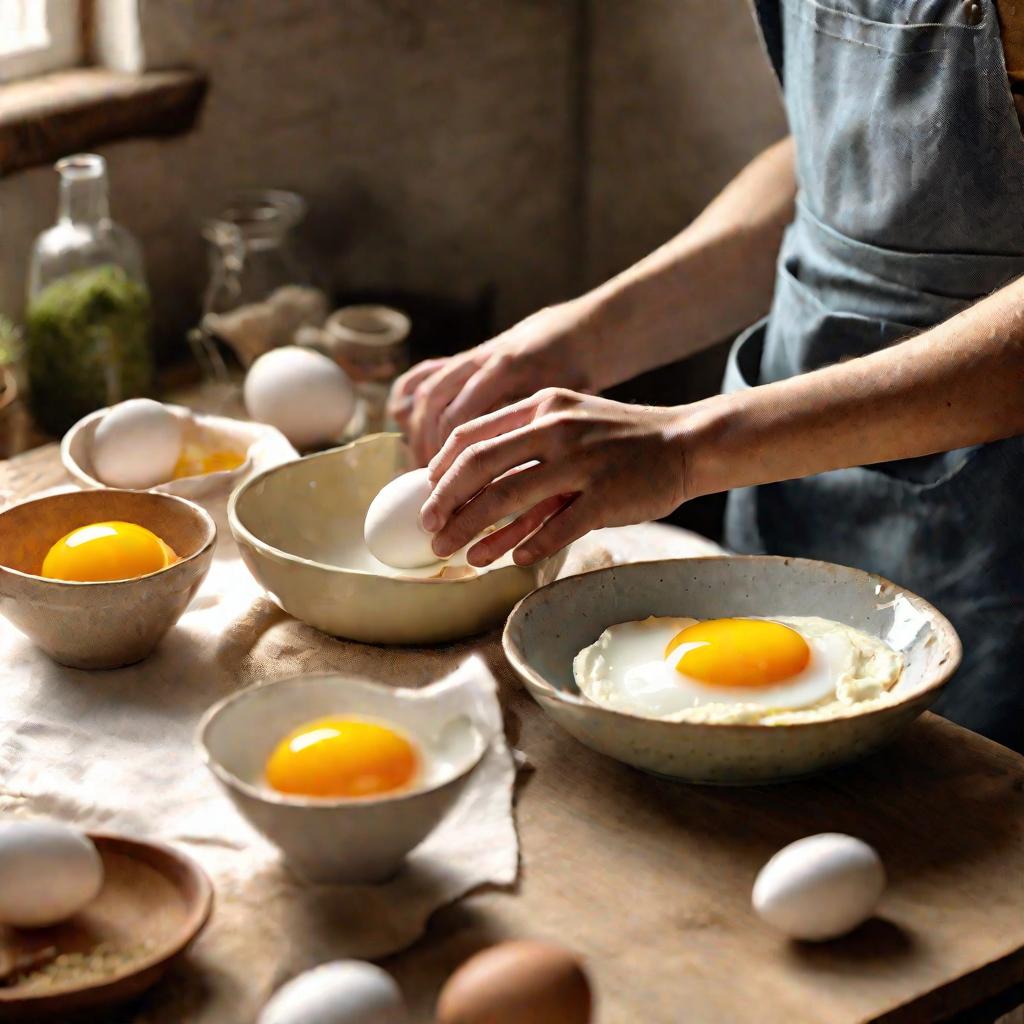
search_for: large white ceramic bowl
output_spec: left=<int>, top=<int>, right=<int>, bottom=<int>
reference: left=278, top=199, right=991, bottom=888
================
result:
left=503, top=556, right=962, bottom=785
left=198, top=672, right=490, bottom=883
left=62, top=404, right=297, bottom=500
left=228, top=433, right=567, bottom=644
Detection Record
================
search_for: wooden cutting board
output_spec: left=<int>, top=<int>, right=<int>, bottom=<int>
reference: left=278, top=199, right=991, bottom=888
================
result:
left=383, top=672, right=1024, bottom=1024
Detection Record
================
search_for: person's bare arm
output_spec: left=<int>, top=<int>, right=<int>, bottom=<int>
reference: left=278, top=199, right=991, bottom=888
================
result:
left=421, top=276, right=1024, bottom=566
left=392, top=136, right=796, bottom=462
left=687, top=275, right=1024, bottom=497
left=582, top=134, right=796, bottom=386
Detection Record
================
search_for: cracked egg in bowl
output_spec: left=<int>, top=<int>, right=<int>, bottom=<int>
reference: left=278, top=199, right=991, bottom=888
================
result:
left=503, top=557, right=961, bottom=784
left=228, top=433, right=568, bottom=645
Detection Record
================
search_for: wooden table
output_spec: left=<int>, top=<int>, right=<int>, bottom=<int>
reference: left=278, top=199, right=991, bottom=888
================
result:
left=2, top=443, right=1023, bottom=1024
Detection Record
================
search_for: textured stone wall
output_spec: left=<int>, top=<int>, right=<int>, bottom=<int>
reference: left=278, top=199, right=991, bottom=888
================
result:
left=0, top=0, right=786, bottom=370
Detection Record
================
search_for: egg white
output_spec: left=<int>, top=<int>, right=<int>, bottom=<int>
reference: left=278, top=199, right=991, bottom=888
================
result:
left=573, top=615, right=902, bottom=724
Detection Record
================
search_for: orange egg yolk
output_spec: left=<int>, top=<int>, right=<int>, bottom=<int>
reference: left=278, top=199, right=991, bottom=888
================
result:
left=172, top=447, right=245, bottom=479
left=41, top=521, right=178, bottom=582
left=665, top=618, right=810, bottom=688
left=265, top=717, right=420, bottom=799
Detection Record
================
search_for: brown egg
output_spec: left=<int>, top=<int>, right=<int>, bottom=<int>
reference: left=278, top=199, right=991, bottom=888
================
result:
left=436, top=940, right=592, bottom=1024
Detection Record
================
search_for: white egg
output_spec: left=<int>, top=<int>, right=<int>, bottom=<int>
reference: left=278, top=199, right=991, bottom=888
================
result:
left=258, top=961, right=409, bottom=1024
left=245, top=346, right=355, bottom=449
left=573, top=615, right=901, bottom=723
left=0, top=820, right=103, bottom=927
left=364, top=469, right=440, bottom=569
left=92, top=398, right=184, bottom=489
left=753, top=833, right=886, bottom=941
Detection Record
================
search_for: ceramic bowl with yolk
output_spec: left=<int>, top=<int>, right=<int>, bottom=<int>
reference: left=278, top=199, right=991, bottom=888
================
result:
left=198, top=671, right=490, bottom=883
left=62, top=403, right=297, bottom=501
left=503, top=556, right=961, bottom=784
left=0, top=489, right=215, bottom=669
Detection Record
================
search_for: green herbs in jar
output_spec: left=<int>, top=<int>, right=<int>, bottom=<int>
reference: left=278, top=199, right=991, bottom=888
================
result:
left=26, top=264, right=153, bottom=435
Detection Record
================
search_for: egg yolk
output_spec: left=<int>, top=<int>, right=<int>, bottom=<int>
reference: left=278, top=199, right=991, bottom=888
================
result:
left=41, top=521, right=178, bottom=582
left=665, top=618, right=810, bottom=688
left=172, top=447, right=245, bottom=479
left=265, top=717, right=420, bottom=799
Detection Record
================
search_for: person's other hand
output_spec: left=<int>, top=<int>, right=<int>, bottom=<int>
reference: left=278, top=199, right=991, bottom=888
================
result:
left=419, top=388, right=700, bottom=567
left=387, top=299, right=602, bottom=466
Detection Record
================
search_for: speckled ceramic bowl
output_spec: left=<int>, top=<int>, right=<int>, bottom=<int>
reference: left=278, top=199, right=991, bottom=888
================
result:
left=0, top=489, right=215, bottom=669
left=198, top=672, right=491, bottom=883
left=228, top=433, right=567, bottom=645
left=503, top=557, right=961, bottom=784
left=62, top=404, right=297, bottom=500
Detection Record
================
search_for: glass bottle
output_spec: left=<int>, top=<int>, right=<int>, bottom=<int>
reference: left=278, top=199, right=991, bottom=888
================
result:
left=26, top=154, right=153, bottom=436
left=190, top=190, right=326, bottom=385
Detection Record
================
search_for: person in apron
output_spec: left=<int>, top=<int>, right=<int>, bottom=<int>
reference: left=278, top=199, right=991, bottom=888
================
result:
left=393, top=0, right=1024, bottom=751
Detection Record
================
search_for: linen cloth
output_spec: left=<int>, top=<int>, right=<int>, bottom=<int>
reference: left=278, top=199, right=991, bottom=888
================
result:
left=0, top=487, right=720, bottom=1022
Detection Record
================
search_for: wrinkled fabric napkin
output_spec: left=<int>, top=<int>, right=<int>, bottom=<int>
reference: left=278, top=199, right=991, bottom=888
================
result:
left=0, top=488, right=720, bottom=1021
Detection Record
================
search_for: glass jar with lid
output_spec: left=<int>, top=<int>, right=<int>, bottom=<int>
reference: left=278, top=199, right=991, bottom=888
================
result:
left=26, top=154, right=153, bottom=435
left=191, top=190, right=327, bottom=385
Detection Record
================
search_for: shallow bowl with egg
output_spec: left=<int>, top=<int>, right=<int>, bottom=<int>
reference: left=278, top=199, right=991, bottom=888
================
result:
left=503, top=556, right=961, bottom=784
left=228, top=432, right=567, bottom=645
left=0, top=489, right=215, bottom=669
left=197, top=672, right=490, bottom=883
left=62, top=403, right=296, bottom=500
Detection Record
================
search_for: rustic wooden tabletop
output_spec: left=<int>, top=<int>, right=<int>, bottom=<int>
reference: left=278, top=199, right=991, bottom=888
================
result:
left=1, top=440, right=1022, bottom=1024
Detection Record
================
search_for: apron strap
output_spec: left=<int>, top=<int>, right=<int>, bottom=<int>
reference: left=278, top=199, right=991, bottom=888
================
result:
left=750, top=0, right=784, bottom=83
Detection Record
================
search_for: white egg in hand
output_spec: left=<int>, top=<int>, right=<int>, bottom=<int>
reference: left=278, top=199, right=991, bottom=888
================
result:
left=258, top=960, right=409, bottom=1024
left=244, top=346, right=355, bottom=449
left=92, top=398, right=184, bottom=489
left=753, top=833, right=886, bottom=941
left=364, top=468, right=440, bottom=569
left=0, top=820, right=103, bottom=927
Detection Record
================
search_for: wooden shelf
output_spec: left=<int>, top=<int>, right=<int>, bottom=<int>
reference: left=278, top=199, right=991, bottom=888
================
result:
left=0, top=68, right=207, bottom=175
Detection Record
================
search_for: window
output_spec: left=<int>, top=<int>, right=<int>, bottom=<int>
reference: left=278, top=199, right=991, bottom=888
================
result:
left=0, top=0, right=81, bottom=83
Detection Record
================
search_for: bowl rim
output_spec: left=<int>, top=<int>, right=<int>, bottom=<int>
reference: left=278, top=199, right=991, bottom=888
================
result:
left=0, top=488, right=217, bottom=588
left=502, top=554, right=963, bottom=733
left=195, top=671, right=491, bottom=809
left=227, top=433, right=552, bottom=584
left=61, top=404, right=257, bottom=492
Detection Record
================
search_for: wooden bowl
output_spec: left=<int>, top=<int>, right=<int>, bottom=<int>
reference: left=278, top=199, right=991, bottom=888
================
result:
left=503, top=556, right=962, bottom=784
left=228, top=433, right=567, bottom=645
left=0, top=833, right=213, bottom=1020
left=0, top=489, right=215, bottom=669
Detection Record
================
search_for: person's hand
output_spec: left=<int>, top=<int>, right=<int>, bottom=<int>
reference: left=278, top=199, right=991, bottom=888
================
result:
left=419, top=388, right=699, bottom=567
left=387, top=299, right=603, bottom=466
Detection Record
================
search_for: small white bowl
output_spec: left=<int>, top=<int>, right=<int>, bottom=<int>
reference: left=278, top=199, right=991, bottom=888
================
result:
left=197, top=673, right=491, bottom=883
left=62, top=404, right=297, bottom=500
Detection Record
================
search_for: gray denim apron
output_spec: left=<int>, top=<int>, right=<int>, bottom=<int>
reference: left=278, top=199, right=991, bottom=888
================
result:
left=725, top=0, right=1024, bottom=748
